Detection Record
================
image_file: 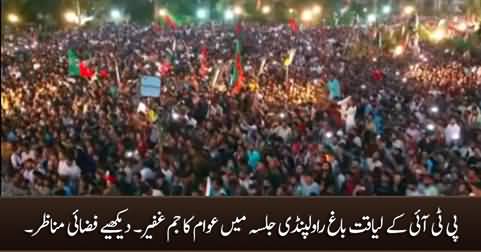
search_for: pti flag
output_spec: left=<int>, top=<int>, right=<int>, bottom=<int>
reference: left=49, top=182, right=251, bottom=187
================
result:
left=230, top=40, right=244, bottom=95
left=67, top=49, right=80, bottom=77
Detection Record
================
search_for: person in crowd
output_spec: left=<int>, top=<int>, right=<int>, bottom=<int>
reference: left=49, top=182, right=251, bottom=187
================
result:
left=1, top=21, right=480, bottom=197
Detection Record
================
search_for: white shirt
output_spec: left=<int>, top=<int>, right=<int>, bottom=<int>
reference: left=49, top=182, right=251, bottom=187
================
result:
left=445, top=123, right=461, bottom=143
left=58, top=160, right=81, bottom=178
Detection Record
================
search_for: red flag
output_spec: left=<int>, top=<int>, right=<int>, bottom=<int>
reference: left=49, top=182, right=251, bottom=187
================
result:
left=79, top=61, right=94, bottom=79
left=199, top=47, right=209, bottom=77
left=371, top=69, right=384, bottom=81
left=288, top=19, right=299, bottom=33
left=164, top=16, right=177, bottom=30
left=99, top=69, right=109, bottom=79
left=235, top=22, right=242, bottom=37
left=231, top=53, right=244, bottom=96
left=159, top=61, right=172, bottom=77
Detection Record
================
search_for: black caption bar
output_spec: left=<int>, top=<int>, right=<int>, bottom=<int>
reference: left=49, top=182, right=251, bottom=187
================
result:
left=0, top=198, right=480, bottom=251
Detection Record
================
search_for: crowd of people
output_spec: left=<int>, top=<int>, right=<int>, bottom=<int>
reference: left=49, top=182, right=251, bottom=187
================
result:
left=1, top=21, right=481, bottom=197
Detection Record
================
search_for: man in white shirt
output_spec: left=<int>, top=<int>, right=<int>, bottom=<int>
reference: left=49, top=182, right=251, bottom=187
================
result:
left=444, top=118, right=462, bottom=146
left=58, top=159, right=81, bottom=179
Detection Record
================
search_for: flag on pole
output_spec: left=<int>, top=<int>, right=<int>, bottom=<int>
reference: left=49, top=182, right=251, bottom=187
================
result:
left=235, top=21, right=242, bottom=37
left=199, top=47, right=209, bottom=77
left=284, top=49, right=296, bottom=67
left=288, top=18, right=299, bottom=33
left=327, top=79, right=342, bottom=100
left=230, top=40, right=244, bottom=95
left=67, top=49, right=80, bottom=77
left=79, top=61, right=94, bottom=79
left=162, top=15, right=177, bottom=30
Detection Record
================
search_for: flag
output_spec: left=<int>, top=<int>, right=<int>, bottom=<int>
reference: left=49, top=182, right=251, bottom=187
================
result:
left=67, top=49, right=80, bottom=77
left=327, top=79, right=342, bottom=100
left=163, top=16, right=177, bottom=30
left=158, top=59, right=172, bottom=77
left=288, top=18, right=299, bottom=33
left=79, top=61, right=94, bottom=79
left=284, top=49, right=296, bottom=67
left=372, top=69, right=384, bottom=81
left=99, top=69, right=109, bottom=79
left=199, top=47, right=209, bottom=77
left=230, top=40, right=244, bottom=95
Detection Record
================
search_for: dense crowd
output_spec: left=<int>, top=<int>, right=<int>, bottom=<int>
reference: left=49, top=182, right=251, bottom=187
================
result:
left=1, top=22, right=481, bottom=197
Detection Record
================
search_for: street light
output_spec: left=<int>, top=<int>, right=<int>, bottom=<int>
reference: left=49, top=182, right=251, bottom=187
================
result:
left=367, top=13, right=377, bottom=24
left=233, top=6, right=243, bottom=15
left=261, top=5, right=271, bottom=14
left=196, top=8, right=209, bottom=20
left=224, top=9, right=234, bottom=21
left=158, top=8, right=168, bottom=17
left=382, top=5, right=391, bottom=14
left=7, top=13, right=20, bottom=23
left=301, top=9, right=313, bottom=22
left=110, top=9, right=122, bottom=21
left=403, top=6, right=415, bottom=16
left=64, top=11, right=78, bottom=24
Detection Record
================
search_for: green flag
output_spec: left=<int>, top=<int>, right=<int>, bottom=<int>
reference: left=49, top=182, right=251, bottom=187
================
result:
left=68, top=49, right=80, bottom=77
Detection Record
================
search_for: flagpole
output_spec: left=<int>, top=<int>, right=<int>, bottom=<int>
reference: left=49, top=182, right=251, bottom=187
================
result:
left=115, top=60, right=121, bottom=87
left=285, top=65, right=289, bottom=84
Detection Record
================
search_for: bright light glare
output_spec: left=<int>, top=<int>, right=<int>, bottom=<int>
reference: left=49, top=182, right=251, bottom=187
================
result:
left=456, top=22, right=467, bottom=32
left=224, top=9, right=234, bottom=20
left=382, top=5, right=391, bottom=14
left=313, top=5, right=322, bottom=15
left=8, top=13, right=20, bottom=23
left=393, top=45, right=404, bottom=56
left=431, top=29, right=445, bottom=42
left=196, top=8, right=209, bottom=20
left=430, top=106, right=439, bottom=113
left=110, top=9, right=122, bottom=20
left=403, top=6, right=415, bottom=15
left=158, top=8, right=168, bottom=17
left=325, top=132, right=333, bottom=139
left=367, top=13, right=377, bottom=24
left=172, top=111, right=180, bottom=120
left=426, top=124, right=435, bottom=131
left=64, top=11, right=78, bottom=23
left=301, top=10, right=313, bottom=22
left=233, top=6, right=243, bottom=15
left=262, top=5, right=271, bottom=14
left=289, top=8, right=295, bottom=14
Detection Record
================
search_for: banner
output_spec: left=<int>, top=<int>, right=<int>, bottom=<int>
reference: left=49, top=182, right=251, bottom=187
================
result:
left=139, top=76, right=162, bottom=97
